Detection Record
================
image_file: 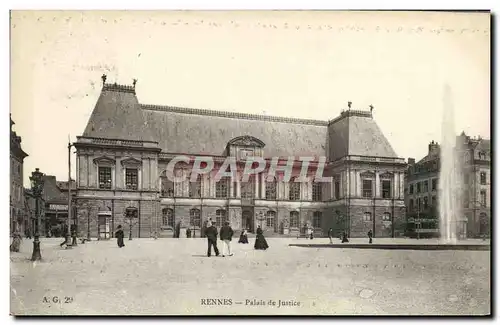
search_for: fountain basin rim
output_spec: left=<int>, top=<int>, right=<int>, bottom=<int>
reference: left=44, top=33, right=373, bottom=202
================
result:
left=289, top=244, right=490, bottom=251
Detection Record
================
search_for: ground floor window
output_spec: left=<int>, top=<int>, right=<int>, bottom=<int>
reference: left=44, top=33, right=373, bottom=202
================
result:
left=313, top=211, right=322, bottom=228
left=162, top=208, right=174, bottom=228
left=290, top=211, right=299, bottom=228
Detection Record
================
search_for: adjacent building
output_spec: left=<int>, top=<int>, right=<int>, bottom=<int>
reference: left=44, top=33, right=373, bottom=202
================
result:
left=74, top=78, right=407, bottom=239
left=10, top=115, right=28, bottom=234
left=405, top=133, right=491, bottom=238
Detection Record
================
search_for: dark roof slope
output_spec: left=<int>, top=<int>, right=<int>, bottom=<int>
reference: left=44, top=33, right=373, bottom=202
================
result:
left=328, top=110, right=398, bottom=160
left=82, top=84, right=156, bottom=143
left=81, top=83, right=401, bottom=160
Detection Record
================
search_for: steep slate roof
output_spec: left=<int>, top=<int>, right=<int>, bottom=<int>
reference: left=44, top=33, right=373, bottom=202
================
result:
left=81, top=83, right=400, bottom=160
left=82, top=84, right=156, bottom=143
left=327, top=110, right=399, bottom=161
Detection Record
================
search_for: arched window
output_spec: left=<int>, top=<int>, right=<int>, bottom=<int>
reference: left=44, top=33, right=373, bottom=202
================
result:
left=215, top=209, right=226, bottom=227
left=290, top=211, right=299, bottom=228
left=266, top=211, right=276, bottom=228
left=189, top=174, right=202, bottom=198
left=289, top=177, right=301, bottom=201
left=265, top=176, right=277, bottom=200
left=162, top=208, right=174, bottom=228
left=313, top=211, right=322, bottom=228
left=312, top=182, right=322, bottom=202
left=216, top=177, right=229, bottom=198
left=382, top=212, right=391, bottom=221
left=161, top=171, right=174, bottom=197
left=363, top=212, right=372, bottom=221
left=190, top=209, right=201, bottom=227
left=241, top=175, right=255, bottom=199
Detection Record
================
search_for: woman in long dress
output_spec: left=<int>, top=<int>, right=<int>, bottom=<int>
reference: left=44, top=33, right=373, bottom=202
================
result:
left=254, top=225, right=269, bottom=250
left=238, top=229, right=249, bottom=244
left=115, top=225, right=125, bottom=248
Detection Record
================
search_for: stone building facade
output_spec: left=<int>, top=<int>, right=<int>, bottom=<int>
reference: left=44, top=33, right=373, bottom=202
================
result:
left=74, top=79, right=406, bottom=239
left=10, top=115, right=28, bottom=234
left=405, top=133, right=491, bottom=238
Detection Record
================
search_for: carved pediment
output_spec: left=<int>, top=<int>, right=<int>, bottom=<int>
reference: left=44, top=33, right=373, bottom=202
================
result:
left=93, top=156, right=116, bottom=166
left=121, top=157, right=142, bottom=167
left=228, top=136, right=265, bottom=148
left=380, top=172, right=394, bottom=179
left=360, top=171, right=375, bottom=179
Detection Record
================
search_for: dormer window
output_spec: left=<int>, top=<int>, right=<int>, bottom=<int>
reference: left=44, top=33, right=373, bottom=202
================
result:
left=226, top=135, right=265, bottom=160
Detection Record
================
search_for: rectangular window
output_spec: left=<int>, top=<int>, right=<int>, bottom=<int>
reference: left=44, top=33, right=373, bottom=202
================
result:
left=381, top=180, right=392, bottom=199
left=409, top=184, right=414, bottom=194
left=125, top=168, right=138, bottom=190
left=334, top=181, right=340, bottom=200
left=480, top=172, right=487, bottom=185
left=289, top=179, right=301, bottom=201
left=382, top=212, right=391, bottom=221
left=98, top=167, right=112, bottom=189
left=189, top=176, right=202, bottom=198
left=216, top=177, right=229, bottom=198
left=416, top=182, right=421, bottom=193
left=312, top=183, right=322, bottom=202
left=363, top=212, right=372, bottom=221
left=431, top=196, right=437, bottom=207
left=313, top=212, right=322, bottom=228
left=431, top=179, right=437, bottom=191
left=265, top=178, right=277, bottom=200
left=362, top=180, right=373, bottom=198
left=423, top=180, right=429, bottom=192
left=480, top=190, right=487, bottom=206
left=423, top=196, right=428, bottom=209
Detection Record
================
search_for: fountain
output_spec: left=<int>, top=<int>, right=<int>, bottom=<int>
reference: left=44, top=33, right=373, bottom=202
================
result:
left=438, top=84, right=463, bottom=244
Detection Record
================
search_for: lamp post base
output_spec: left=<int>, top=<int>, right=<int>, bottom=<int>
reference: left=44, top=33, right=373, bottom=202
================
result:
left=31, top=236, right=42, bottom=261
left=65, top=235, right=73, bottom=249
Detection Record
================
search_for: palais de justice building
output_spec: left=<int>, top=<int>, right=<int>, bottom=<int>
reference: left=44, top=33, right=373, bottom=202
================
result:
left=74, top=78, right=407, bottom=239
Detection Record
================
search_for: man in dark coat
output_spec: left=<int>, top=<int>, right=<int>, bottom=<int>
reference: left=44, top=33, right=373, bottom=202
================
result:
left=115, top=225, right=125, bottom=248
left=205, top=222, right=220, bottom=257
left=341, top=231, right=349, bottom=243
left=220, top=221, right=234, bottom=257
left=328, top=228, right=334, bottom=244
left=368, top=230, right=373, bottom=244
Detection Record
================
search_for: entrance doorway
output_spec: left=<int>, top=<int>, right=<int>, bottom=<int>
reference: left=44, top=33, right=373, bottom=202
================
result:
left=242, top=207, right=254, bottom=233
left=98, top=212, right=112, bottom=239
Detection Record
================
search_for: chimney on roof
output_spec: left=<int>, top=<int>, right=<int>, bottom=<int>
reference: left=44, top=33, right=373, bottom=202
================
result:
left=428, top=140, right=439, bottom=154
left=408, top=158, right=415, bottom=165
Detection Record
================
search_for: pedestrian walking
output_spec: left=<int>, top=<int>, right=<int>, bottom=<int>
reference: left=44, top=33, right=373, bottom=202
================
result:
left=254, top=225, right=269, bottom=250
left=309, top=227, right=314, bottom=240
left=368, top=230, right=373, bottom=244
left=115, top=225, right=125, bottom=248
left=341, top=231, right=349, bottom=243
left=328, top=228, right=334, bottom=244
left=220, top=221, right=234, bottom=257
left=205, top=222, right=220, bottom=257
left=238, top=229, right=249, bottom=244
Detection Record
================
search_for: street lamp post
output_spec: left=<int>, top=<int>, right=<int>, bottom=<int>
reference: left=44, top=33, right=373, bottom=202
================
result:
left=87, top=206, right=91, bottom=241
left=30, top=168, right=45, bottom=261
left=124, top=207, right=138, bottom=240
left=65, top=142, right=74, bottom=249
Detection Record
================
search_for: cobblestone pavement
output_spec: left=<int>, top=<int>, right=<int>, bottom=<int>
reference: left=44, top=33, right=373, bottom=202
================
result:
left=10, top=237, right=490, bottom=315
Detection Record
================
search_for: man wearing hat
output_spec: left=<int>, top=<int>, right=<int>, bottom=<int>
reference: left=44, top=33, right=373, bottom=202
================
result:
left=205, top=221, right=220, bottom=257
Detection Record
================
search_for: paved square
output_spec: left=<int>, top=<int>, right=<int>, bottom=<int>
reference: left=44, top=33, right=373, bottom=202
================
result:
left=10, top=237, right=490, bottom=315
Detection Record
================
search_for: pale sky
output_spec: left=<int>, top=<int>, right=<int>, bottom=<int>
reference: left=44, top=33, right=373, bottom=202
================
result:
left=10, top=11, right=490, bottom=187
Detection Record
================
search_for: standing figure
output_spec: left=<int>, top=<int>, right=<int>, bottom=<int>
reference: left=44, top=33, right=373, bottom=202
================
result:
left=309, top=227, right=314, bottom=240
left=220, top=221, right=234, bottom=257
left=238, top=229, right=249, bottom=244
left=59, top=224, right=69, bottom=248
left=341, top=231, right=349, bottom=243
left=10, top=232, right=22, bottom=252
left=328, top=228, right=334, bottom=244
left=25, top=228, right=32, bottom=239
left=205, top=222, right=220, bottom=257
left=254, top=225, right=269, bottom=250
left=186, top=228, right=192, bottom=238
left=368, top=230, right=373, bottom=244
left=115, top=225, right=125, bottom=248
